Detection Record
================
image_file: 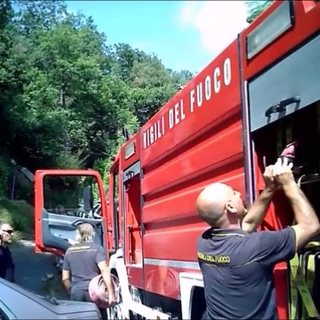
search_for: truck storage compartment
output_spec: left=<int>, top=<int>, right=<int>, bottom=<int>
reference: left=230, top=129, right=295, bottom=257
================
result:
left=249, top=33, right=320, bottom=133
left=248, top=31, right=320, bottom=319
left=252, top=102, right=320, bottom=319
left=252, top=102, right=320, bottom=230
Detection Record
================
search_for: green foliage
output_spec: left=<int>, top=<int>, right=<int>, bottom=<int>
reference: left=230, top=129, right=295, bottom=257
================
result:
left=55, top=151, right=85, bottom=170
left=13, top=180, right=33, bottom=205
left=0, top=158, right=10, bottom=198
left=43, top=174, right=83, bottom=209
left=94, top=157, right=113, bottom=186
left=0, top=199, right=34, bottom=238
left=0, top=0, right=193, bottom=182
left=246, top=1, right=273, bottom=23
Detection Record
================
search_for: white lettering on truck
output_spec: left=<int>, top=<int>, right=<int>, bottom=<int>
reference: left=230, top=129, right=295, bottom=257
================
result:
left=142, top=57, right=232, bottom=150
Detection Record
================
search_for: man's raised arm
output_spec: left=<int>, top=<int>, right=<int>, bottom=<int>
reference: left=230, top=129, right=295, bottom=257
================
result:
left=242, top=165, right=276, bottom=234
left=274, top=158, right=320, bottom=250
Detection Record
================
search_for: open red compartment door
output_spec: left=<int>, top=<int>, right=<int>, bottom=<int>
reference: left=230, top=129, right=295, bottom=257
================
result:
left=239, top=2, right=320, bottom=317
left=34, top=169, right=108, bottom=255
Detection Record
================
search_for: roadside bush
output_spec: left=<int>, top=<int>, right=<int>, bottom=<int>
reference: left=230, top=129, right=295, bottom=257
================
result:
left=0, top=199, right=34, bottom=239
left=0, top=157, right=10, bottom=198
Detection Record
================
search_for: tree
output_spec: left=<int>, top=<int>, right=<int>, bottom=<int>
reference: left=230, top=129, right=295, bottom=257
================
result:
left=0, top=0, right=193, bottom=182
left=111, top=44, right=193, bottom=125
left=0, top=0, right=15, bottom=149
left=246, top=1, right=273, bottom=23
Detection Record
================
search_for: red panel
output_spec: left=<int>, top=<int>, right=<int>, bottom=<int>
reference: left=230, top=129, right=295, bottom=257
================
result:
left=140, top=40, right=241, bottom=168
left=143, top=167, right=244, bottom=226
left=110, top=152, right=120, bottom=172
left=142, top=119, right=242, bottom=197
left=139, top=39, right=243, bottom=272
left=109, top=157, right=120, bottom=250
left=240, top=1, right=320, bottom=81
left=144, top=264, right=201, bottom=300
left=143, top=263, right=288, bottom=313
left=107, top=173, right=115, bottom=252
left=143, top=172, right=244, bottom=262
left=127, top=266, right=144, bottom=289
left=274, top=263, right=289, bottom=320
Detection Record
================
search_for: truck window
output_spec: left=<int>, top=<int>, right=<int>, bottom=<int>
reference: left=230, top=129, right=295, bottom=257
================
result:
left=43, top=175, right=97, bottom=218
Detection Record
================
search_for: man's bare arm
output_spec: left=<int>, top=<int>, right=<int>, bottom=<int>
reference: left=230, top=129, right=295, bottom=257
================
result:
left=272, top=157, right=320, bottom=250
left=98, top=262, right=115, bottom=297
left=283, top=182, right=320, bottom=250
left=242, top=187, right=275, bottom=233
left=62, top=269, right=72, bottom=293
left=242, top=165, right=276, bottom=233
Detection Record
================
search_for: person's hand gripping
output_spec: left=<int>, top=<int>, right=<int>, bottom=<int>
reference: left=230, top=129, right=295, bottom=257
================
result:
left=273, top=157, right=295, bottom=188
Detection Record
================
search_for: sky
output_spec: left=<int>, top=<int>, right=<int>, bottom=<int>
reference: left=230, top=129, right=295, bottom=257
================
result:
left=66, top=1, right=249, bottom=73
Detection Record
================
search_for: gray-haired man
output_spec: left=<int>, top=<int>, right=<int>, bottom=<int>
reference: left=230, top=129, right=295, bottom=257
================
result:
left=0, top=223, right=15, bottom=282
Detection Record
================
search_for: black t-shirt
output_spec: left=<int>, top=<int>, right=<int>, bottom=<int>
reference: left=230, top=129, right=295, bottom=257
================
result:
left=63, top=242, right=106, bottom=293
left=197, top=227, right=296, bottom=320
left=0, top=245, right=15, bottom=282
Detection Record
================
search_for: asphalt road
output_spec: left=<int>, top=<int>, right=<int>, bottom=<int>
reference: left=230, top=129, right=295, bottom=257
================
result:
left=10, top=239, right=64, bottom=297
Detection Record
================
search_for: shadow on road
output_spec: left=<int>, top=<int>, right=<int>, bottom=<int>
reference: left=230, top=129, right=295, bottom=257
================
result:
left=10, top=239, right=68, bottom=299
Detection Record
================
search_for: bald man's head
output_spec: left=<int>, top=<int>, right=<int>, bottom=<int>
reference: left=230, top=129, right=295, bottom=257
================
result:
left=1, top=223, right=12, bottom=230
left=196, top=183, right=245, bottom=227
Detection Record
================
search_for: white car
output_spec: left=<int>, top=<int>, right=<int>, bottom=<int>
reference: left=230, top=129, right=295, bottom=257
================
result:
left=0, top=278, right=102, bottom=319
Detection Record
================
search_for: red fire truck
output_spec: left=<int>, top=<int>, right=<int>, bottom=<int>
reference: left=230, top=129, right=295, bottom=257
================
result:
left=34, top=1, right=320, bottom=319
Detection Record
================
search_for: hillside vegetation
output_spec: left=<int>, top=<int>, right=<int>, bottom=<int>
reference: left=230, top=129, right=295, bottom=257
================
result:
left=0, top=199, right=34, bottom=239
left=0, top=0, right=268, bottom=235
left=0, top=0, right=193, bottom=182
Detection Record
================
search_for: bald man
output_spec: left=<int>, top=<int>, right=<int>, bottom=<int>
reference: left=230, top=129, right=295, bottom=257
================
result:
left=0, top=223, right=15, bottom=282
left=196, top=158, right=320, bottom=320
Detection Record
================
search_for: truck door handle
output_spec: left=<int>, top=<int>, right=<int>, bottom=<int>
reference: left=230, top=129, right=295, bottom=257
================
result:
left=265, top=96, right=301, bottom=117
left=127, top=225, right=134, bottom=263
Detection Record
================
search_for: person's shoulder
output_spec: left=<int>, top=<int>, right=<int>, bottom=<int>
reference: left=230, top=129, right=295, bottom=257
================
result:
left=197, top=228, right=212, bottom=248
left=198, top=228, right=213, bottom=240
left=92, top=242, right=106, bottom=261
left=65, top=244, right=77, bottom=254
left=242, top=227, right=295, bottom=250
left=241, top=230, right=270, bottom=243
left=66, top=242, right=87, bottom=253
left=89, top=242, right=103, bottom=251
left=247, top=227, right=296, bottom=265
left=249, top=227, right=294, bottom=239
left=233, top=230, right=264, bottom=251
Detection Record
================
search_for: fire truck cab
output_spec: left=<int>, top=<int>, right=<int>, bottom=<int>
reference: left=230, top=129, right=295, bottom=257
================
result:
left=34, top=1, right=320, bottom=319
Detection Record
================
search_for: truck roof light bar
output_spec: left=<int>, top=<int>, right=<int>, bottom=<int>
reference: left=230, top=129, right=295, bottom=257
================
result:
left=246, top=0, right=295, bottom=60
